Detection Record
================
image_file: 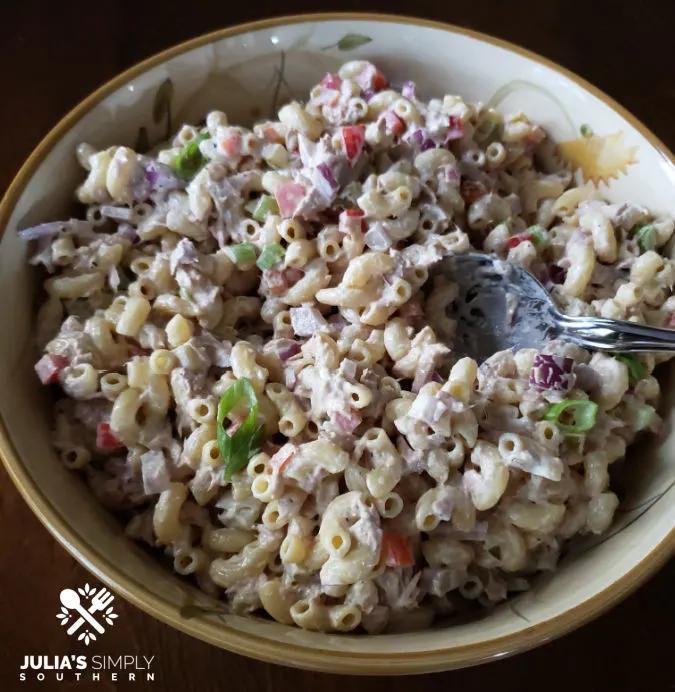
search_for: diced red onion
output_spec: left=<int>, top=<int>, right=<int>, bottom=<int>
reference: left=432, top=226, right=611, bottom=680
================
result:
left=297, top=134, right=316, bottom=167
left=140, top=449, right=171, bottom=495
left=431, top=371, right=443, bottom=384
left=328, top=314, right=349, bottom=333
left=397, top=437, right=424, bottom=472
left=401, top=81, right=416, bottom=100
left=116, top=223, right=137, bottom=242
left=362, top=89, right=375, bottom=102
left=144, top=161, right=185, bottom=192
left=529, top=353, right=575, bottom=391
left=278, top=341, right=302, bottom=361
left=340, top=358, right=358, bottom=379
left=285, top=368, right=298, bottom=391
left=412, top=358, right=438, bottom=393
left=290, top=304, right=329, bottom=337
left=445, top=116, right=465, bottom=141
left=408, top=392, right=445, bottom=423
left=317, top=162, right=339, bottom=191
left=264, top=269, right=288, bottom=297
left=364, top=224, right=393, bottom=251
left=18, top=219, right=92, bottom=241
left=100, top=205, right=134, bottom=221
left=445, top=165, right=460, bottom=183
left=334, top=410, right=362, bottom=433
left=284, top=267, right=304, bottom=286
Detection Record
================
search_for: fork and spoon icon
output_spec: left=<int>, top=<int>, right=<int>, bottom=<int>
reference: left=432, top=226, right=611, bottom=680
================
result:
left=60, top=588, right=115, bottom=635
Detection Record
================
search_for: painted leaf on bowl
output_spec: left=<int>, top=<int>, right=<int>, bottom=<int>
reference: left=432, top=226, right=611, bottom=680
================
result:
left=153, top=77, right=174, bottom=124
left=180, top=603, right=230, bottom=623
left=175, top=51, right=342, bottom=128
left=557, top=131, right=639, bottom=186
left=135, top=126, right=151, bottom=154
left=485, top=79, right=575, bottom=134
left=337, top=34, right=373, bottom=51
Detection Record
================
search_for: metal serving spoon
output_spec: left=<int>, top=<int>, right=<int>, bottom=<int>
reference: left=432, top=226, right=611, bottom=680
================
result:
left=435, top=253, right=675, bottom=362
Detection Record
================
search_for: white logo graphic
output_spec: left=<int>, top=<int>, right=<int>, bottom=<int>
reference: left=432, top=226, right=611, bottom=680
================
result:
left=56, top=583, right=118, bottom=646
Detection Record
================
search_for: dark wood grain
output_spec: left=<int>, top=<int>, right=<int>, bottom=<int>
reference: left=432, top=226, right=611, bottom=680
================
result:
left=1, top=1, right=674, bottom=690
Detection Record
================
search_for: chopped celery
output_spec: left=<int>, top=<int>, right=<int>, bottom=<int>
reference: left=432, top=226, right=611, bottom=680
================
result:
left=247, top=195, right=280, bottom=222
left=228, top=243, right=256, bottom=266
left=256, top=244, right=285, bottom=270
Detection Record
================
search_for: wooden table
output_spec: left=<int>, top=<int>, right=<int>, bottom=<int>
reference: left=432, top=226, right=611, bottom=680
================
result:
left=1, top=1, right=674, bottom=690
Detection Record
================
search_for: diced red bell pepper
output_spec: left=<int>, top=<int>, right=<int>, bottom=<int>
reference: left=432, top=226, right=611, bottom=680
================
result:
left=34, top=354, right=69, bottom=385
left=355, top=64, right=388, bottom=92
left=258, top=125, right=284, bottom=145
left=383, top=110, right=406, bottom=137
left=275, top=182, right=306, bottom=218
left=218, top=133, right=242, bottom=158
left=265, top=269, right=288, bottom=297
left=507, top=233, right=535, bottom=249
left=270, top=443, right=297, bottom=473
left=446, top=116, right=465, bottom=141
left=340, top=125, right=366, bottom=162
left=372, top=69, right=388, bottom=92
left=460, top=179, right=488, bottom=205
left=96, top=423, right=124, bottom=451
left=381, top=533, right=414, bottom=567
left=320, top=73, right=342, bottom=90
left=339, top=209, right=367, bottom=235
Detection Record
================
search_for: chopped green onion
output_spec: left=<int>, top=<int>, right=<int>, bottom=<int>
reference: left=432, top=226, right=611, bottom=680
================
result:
left=246, top=195, right=280, bottom=222
left=228, top=243, right=257, bottom=266
left=175, top=134, right=210, bottom=181
left=634, top=403, right=656, bottom=432
left=477, top=114, right=502, bottom=143
left=615, top=354, right=646, bottom=381
left=544, top=399, right=598, bottom=434
left=580, top=124, right=594, bottom=138
left=527, top=225, right=549, bottom=247
left=217, top=378, right=265, bottom=482
left=634, top=224, right=656, bottom=252
left=256, top=243, right=285, bottom=270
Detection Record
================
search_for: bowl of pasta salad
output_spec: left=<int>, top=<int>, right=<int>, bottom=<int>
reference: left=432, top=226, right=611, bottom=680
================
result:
left=1, top=12, right=674, bottom=674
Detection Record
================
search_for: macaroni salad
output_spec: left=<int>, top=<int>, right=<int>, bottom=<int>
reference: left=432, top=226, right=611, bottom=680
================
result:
left=22, top=61, right=674, bottom=634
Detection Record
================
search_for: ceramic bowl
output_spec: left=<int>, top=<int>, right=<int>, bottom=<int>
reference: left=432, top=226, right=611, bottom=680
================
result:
left=1, top=13, right=674, bottom=675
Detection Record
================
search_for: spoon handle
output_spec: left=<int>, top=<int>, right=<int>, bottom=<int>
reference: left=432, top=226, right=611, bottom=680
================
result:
left=555, top=314, right=675, bottom=352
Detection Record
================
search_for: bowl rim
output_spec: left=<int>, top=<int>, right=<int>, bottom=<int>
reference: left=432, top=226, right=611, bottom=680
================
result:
left=1, top=11, right=674, bottom=675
